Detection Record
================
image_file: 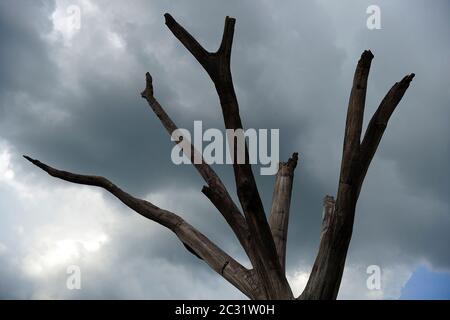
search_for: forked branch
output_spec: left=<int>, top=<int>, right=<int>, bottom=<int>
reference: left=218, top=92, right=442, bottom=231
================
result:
left=164, top=13, right=292, bottom=299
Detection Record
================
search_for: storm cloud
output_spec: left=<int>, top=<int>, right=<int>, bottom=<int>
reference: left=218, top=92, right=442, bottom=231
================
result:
left=0, top=0, right=449, bottom=299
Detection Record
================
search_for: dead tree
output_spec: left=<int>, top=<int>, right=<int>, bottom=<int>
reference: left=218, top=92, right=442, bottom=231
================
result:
left=24, top=14, right=414, bottom=300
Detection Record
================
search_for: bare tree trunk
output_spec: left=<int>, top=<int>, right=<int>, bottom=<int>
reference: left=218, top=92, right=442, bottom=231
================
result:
left=24, top=14, right=414, bottom=300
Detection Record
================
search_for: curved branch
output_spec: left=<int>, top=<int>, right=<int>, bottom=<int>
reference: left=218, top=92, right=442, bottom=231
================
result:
left=23, top=155, right=258, bottom=298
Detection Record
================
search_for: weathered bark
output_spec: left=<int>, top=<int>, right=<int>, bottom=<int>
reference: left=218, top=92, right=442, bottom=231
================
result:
left=320, top=195, right=335, bottom=241
left=269, top=153, right=298, bottom=272
left=24, top=14, right=414, bottom=300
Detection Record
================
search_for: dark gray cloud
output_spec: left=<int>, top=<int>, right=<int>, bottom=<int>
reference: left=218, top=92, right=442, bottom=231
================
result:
left=0, top=0, right=448, bottom=299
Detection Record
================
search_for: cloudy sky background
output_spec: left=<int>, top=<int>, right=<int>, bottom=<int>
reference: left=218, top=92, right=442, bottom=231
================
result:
left=0, top=0, right=449, bottom=299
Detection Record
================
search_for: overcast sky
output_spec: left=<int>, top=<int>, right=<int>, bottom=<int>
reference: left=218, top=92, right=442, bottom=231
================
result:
left=0, top=0, right=449, bottom=299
